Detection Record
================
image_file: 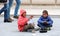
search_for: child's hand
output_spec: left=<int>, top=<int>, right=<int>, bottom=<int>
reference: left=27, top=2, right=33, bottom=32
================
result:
left=29, top=15, right=33, bottom=19
left=44, top=21, right=48, bottom=24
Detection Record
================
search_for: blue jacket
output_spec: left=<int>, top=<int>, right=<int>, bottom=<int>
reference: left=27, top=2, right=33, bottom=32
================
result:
left=38, top=16, right=53, bottom=25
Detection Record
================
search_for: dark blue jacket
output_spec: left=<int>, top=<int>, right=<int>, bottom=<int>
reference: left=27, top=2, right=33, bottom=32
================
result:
left=38, top=16, right=53, bottom=25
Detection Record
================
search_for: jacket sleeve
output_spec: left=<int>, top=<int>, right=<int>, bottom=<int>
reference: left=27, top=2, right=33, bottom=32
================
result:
left=47, top=17, right=53, bottom=25
left=18, top=18, right=28, bottom=26
left=38, top=17, right=45, bottom=24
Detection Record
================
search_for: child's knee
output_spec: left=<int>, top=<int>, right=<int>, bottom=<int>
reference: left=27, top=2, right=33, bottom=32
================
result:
left=48, top=25, right=52, bottom=27
left=29, top=24, right=34, bottom=29
left=37, top=24, right=42, bottom=27
left=50, top=25, right=52, bottom=27
left=37, top=24, right=40, bottom=27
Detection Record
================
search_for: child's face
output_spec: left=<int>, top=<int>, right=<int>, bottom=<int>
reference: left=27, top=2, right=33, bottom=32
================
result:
left=22, top=12, right=26, bottom=17
left=42, top=13, right=48, bottom=18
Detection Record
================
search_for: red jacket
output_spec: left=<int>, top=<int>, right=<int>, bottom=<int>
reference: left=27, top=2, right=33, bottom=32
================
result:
left=18, top=9, right=28, bottom=32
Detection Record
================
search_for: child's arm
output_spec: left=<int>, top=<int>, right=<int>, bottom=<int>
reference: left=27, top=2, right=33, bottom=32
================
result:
left=47, top=17, right=53, bottom=25
left=38, top=17, right=45, bottom=24
left=18, top=18, right=28, bottom=26
left=28, top=15, right=34, bottom=21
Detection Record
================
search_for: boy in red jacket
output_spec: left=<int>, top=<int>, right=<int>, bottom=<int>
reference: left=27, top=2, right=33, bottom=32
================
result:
left=18, top=9, right=35, bottom=32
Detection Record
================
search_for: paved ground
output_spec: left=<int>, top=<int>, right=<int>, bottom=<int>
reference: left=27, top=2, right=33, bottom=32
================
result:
left=0, top=16, right=60, bottom=36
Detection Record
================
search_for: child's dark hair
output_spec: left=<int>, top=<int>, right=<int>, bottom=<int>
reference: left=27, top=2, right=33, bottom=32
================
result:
left=43, top=10, right=48, bottom=15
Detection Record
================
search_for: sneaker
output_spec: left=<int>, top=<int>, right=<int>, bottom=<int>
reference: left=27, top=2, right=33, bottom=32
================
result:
left=40, top=30, right=47, bottom=33
left=9, top=17, right=14, bottom=21
left=4, top=19, right=12, bottom=22
left=40, top=28, right=47, bottom=33
left=13, top=16, right=19, bottom=19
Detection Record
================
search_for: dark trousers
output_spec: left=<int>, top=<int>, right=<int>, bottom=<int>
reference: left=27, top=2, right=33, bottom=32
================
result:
left=38, top=23, right=52, bottom=29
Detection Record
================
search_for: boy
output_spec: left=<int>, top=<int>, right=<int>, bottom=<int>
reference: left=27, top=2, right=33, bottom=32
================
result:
left=37, top=10, right=53, bottom=33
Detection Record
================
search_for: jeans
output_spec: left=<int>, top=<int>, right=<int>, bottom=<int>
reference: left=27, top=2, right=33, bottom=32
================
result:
left=8, top=0, right=21, bottom=17
left=0, top=4, right=9, bottom=20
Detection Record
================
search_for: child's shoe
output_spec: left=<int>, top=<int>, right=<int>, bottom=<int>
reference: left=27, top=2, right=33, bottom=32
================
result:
left=39, top=28, right=47, bottom=33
